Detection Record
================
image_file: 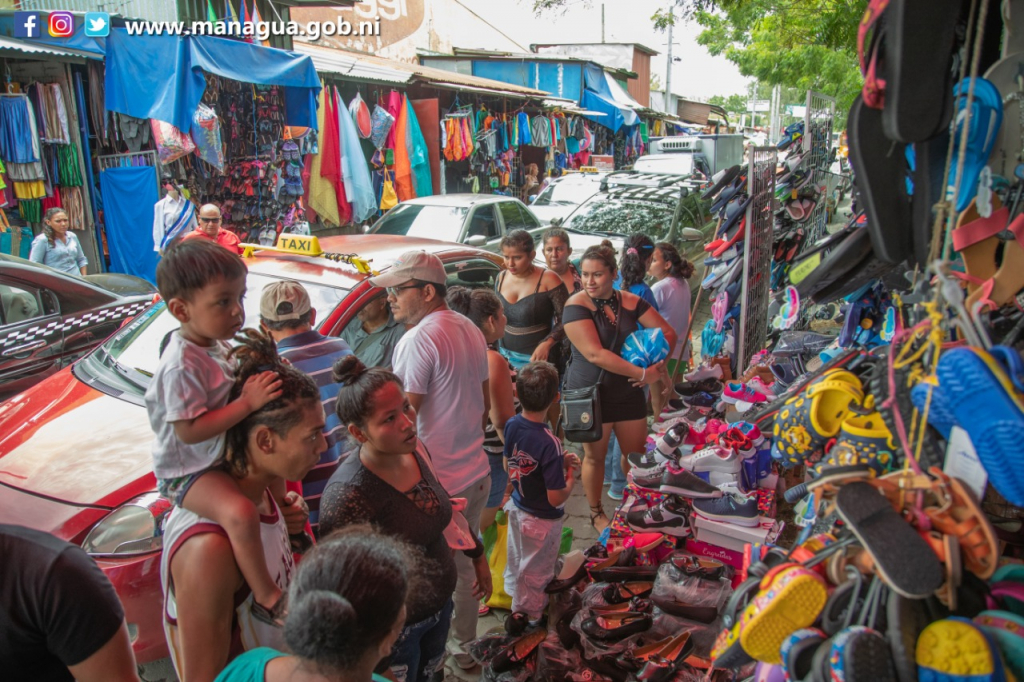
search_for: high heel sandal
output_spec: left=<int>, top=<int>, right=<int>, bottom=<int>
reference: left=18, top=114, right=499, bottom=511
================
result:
left=590, top=504, right=609, bottom=531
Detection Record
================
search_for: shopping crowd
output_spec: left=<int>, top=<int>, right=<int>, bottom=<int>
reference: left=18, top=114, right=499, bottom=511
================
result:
left=3, top=226, right=693, bottom=682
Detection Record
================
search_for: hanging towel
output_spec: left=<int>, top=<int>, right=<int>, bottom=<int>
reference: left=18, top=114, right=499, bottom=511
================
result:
left=392, top=95, right=414, bottom=202
left=330, top=87, right=353, bottom=225
left=307, top=86, right=341, bottom=226
left=404, top=97, right=433, bottom=199
left=337, top=87, right=377, bottom=222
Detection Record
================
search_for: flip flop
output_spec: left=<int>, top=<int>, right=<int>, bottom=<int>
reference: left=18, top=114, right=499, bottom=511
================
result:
left=935, top=347, right=1024, bottom=506
left=829, top=626, right=898, bottom=682
left=834, top=481, right=944, bottom=599
left=947, top=78, right=1003, bottom=213
left=880, top=0, right=959, bottom=143
left=849, top=94, right=912, bottom=264
left=703, top=165, right=742, bottom=200
left=951, top=197, right=1007, bottom=294
left=966, top=213, right=1024, bottom=311
left=908, top=131, right=952, bottom=267
left=793, top=225, right=875, bottom=301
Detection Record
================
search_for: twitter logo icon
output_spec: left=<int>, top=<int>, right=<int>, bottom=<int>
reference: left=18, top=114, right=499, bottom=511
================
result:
left=84, top=12, right=109, bottom=37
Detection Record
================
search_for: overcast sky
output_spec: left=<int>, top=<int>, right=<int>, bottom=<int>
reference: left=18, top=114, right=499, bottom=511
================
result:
left=457, top=0, right=751, bottom=101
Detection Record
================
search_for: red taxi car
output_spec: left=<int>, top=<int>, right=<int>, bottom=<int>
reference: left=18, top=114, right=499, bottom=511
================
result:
left=0, top=234, right=503, bottom=663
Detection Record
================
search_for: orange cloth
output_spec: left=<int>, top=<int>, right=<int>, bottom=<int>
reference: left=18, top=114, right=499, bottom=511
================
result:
left=182, top=227, right=242, bottom=254
left=393, top=95, right=414, bottom=202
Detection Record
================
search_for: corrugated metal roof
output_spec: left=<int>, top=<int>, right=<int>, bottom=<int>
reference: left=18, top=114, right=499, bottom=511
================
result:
left=295, top=44, right=411, bottom=85
left=0, top=36, right=94, bottom=61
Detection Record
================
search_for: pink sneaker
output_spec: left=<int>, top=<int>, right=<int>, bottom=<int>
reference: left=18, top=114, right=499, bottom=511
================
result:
left=722, top=382, right=770, bottom=405
left=747, top=377, right=777, bottom=400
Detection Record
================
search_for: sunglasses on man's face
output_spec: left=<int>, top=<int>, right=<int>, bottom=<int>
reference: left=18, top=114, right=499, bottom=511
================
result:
left=386, top=283, right=428, bottom=297
left=199, top=217, right=222, bottom=224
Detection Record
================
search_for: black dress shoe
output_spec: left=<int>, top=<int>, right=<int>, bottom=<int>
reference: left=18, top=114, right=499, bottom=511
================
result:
left=602, top=581, right=654, bottom=604
left=589, top=564, right=659, bottom=583
left=631, top=632, right=694, bottom=680
left=546, top=550, right=587, bottom=593
left=490, top=627, right=548, bottom=673
left=591, top=597, right=653, bottom=615
left=667, top=552, right=727, bottom=581
left=580, top=611, right=653, bottom=641
left=652, top=592, right=720, bottom=623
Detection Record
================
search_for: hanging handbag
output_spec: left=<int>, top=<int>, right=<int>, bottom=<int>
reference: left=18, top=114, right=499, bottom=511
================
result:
left=380, top=167, right=398, bottom=211
left=561, top=295, right=622, bottom=443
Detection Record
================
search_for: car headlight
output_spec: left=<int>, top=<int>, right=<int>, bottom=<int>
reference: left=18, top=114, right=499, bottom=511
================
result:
left=82, top=493, right=170, bottom=556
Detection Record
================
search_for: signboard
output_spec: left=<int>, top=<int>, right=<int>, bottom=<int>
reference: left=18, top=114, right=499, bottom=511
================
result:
left=592, top=155, right=614, bottom=172
left=294, top=0, right=424, bottom=53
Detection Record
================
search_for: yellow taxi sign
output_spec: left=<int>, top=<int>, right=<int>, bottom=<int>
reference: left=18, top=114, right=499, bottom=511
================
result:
left=578, top=166, right=600, bottom=173
left=239, top=234, right=377, bottom=275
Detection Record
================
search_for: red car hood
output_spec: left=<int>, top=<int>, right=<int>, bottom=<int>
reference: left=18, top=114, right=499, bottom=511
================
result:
left=0, top=367, right=153, bottom=508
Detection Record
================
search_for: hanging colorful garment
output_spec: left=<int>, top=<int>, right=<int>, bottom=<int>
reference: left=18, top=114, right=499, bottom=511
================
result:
left=329, top=88, right=353, bottom=224
left=385, top=90, right=402, bottom=151
left=191, top=103, right=226, bottom=172
left=307, top=86, right=341, bottom=226
left=0, top=96, right=39, bottom=164
left=517, top=112, right=532, bottom=146
left=55, top=145, right=82, bottom=186
left=404, top=97, right=433, bottom=199
left=392, top=95, right=414, bottom=202
left=337, top=87, right=377, bottom=222
left=461, top=117, right=474, bottom=159
left=371, top=104, right=395, bottom=150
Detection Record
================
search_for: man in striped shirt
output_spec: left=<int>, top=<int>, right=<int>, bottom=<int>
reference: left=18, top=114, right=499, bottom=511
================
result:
left=260, top=280, right=354, bottom=534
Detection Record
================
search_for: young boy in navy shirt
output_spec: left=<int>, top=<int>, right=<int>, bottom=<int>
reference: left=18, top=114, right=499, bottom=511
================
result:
left=503, top=361, right=579, bottom=623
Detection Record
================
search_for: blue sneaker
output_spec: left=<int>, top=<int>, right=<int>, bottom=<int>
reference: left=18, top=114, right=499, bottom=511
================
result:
left=693, top=492, right=759, bottom=527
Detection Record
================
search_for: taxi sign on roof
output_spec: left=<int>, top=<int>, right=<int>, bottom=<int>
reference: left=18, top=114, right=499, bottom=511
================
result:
left=240, top=234, right=377, bottom=275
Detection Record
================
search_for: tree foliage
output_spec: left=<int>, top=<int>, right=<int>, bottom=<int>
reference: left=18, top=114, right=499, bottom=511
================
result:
left=532, top=0, right=866, bottom=128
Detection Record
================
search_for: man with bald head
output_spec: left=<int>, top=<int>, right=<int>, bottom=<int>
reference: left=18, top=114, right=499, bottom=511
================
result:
left=181, top=204, right=242, bottom=254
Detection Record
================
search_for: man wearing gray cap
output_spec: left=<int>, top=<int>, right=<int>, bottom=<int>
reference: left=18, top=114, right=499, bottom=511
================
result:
left=259, top=280, right=354, bottom=534
left=370, top=250, right=492, bottom=671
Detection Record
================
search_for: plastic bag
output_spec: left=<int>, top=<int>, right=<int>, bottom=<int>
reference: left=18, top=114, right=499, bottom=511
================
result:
left=621, top=328, right=669, bottom=367
left=536, top=629, right=584, bottom=682
left=349, top=92, right=372, bottom=139
left=190, top=104, right=225, bottom=171
left=485, top=510, right=513, bottom=610
left=370, top=104, right=395, bottom=149
left=151, top=119, right=196, bottom=165
left=651, top=562, right=731, bottom=625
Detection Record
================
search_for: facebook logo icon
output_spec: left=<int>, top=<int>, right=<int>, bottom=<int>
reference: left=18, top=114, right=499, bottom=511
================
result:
left=14, top=12, right=40, bottom=38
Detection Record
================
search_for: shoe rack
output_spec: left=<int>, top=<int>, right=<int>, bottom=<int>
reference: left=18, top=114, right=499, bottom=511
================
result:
left=737, top=146, right=778, bottom=372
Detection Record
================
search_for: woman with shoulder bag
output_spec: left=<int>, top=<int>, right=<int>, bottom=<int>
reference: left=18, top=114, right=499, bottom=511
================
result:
left=562, top=245, right=677, bottom=532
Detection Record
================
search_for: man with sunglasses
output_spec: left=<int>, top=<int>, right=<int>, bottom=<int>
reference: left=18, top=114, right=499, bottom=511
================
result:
left=370, top=251, right=493, bottom=673
left=182, top=204, right=242, bottom=254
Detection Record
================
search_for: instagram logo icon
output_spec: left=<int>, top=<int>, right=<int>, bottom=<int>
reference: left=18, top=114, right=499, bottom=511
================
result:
left=48, top=11, right=75, bottom=37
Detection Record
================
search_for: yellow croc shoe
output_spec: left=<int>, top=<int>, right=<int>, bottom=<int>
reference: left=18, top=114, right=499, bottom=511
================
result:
left=771, top=369, right=865, bottom=468
left=917, top=617, right=1009, bottom=682
left=737, top=564, right=828, bottom=664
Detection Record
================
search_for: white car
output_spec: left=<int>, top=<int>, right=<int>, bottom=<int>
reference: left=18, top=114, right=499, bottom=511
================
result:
left=528, top=172, right=606, bottom=224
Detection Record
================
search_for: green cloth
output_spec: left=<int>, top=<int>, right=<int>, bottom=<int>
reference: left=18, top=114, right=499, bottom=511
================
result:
left=215, top=647, right=392, bottom=682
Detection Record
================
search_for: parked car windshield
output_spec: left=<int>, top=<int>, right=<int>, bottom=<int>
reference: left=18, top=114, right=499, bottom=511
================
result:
left=371, top=204, right=468, bottom=241
left=533, top=178, right=602, bottom=207
left=96, top=274, right=346, bottom=382
left=563, top=191, right=677, bottom=242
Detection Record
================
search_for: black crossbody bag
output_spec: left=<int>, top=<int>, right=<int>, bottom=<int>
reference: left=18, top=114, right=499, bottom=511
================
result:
left=561, top=295, right=622, bottom=443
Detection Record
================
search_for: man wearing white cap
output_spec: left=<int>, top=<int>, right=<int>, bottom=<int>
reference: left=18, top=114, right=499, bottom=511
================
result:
left=369, top=250, right=492, bottom=671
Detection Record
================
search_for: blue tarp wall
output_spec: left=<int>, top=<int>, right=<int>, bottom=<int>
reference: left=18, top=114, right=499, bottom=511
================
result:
left=471, top=60, right=583, bottom=102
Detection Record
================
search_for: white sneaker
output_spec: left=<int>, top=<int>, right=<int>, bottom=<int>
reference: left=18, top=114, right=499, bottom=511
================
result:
left=679, top=445, right=742, bottom=475
left=685, top=364, right=724, bottom=382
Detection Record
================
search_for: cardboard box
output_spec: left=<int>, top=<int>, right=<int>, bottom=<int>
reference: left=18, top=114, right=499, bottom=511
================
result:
left=685, top=538, right=745, bottom=571
left=691, top=514, right=778, bottom=554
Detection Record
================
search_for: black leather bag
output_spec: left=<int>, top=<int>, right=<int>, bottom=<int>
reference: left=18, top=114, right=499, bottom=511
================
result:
left=560, top=296, right=621, bottom=443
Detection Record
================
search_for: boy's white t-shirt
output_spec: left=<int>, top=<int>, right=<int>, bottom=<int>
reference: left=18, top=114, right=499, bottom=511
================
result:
left=391, top=308, right=490, bottom=494
left=145, top=330, right=235, bottom=479
left=652, top=276, right=691, bottom=360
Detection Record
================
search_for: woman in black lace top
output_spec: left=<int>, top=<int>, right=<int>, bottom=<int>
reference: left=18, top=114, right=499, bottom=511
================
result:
left=319, top=356, right=490, bottom=682
left=563, top=244, right=677, bottom=532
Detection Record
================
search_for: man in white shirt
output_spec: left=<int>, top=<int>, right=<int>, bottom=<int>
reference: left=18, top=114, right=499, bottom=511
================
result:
left=152, top=179, right=197, bottom=253
left=370, top=251, right=491, bottom=671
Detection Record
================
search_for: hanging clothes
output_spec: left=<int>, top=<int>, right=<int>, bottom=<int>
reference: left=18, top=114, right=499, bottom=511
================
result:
left=385, top=90, right=402, bottom=151
left=404, top=97, right=433, bottom=199
left=307, top=86, right=341, bottom=226
left=392, top=95, right=414, bottom=202
left=329, top=88, right=352, bottom=224
left=0, top=96, right=39, bottom=164
left=336, top=86, right=377, bottom=223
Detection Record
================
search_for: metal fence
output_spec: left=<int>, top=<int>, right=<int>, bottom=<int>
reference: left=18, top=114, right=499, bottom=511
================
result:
left=737, top=146, right=777, bottom=372
left=802, top=90, right=836, bottom=245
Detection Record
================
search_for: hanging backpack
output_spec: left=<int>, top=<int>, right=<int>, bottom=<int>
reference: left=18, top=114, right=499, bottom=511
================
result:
left=380, top=168, right=398, bottom=211
left=349, top=92, right=372, bottom=139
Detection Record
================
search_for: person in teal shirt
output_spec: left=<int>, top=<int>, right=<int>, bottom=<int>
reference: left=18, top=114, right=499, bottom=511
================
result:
left=215, top=526, right=412, bottom=682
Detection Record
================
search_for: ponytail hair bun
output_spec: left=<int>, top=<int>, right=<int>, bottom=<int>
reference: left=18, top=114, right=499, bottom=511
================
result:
left=284, top=590, right=358, bottom=665
left=333, top=354, right=368, bottom=385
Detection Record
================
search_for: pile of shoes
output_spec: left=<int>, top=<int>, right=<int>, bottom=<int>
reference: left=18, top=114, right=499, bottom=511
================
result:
left=468, top=544, right=734, bottom=681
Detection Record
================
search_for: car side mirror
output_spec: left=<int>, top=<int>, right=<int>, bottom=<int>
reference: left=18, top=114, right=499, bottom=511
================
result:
left=466, top=235, right=488, bottom=247
left=680, top=227, right=704, bottom=242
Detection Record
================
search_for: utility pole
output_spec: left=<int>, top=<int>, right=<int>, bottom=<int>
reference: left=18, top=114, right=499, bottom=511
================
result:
left=664, top=5, right=674, bottom=115
left=601, top=3, right=605, bottom=42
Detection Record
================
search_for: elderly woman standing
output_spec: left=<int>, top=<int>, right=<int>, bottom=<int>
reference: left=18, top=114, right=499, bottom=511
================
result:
left=563, top=244, right=676, bottom=532
left=29, top=208, right=87, bottom=275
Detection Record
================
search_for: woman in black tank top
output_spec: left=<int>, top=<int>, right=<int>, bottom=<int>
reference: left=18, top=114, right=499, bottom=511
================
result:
left=495, top=229, right=569, bottom=369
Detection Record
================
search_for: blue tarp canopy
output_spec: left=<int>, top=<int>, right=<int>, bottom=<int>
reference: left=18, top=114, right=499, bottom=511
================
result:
left=581, top=63, right=639, bottom=133
left=105, top=28, right=319, bottom=133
